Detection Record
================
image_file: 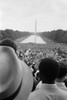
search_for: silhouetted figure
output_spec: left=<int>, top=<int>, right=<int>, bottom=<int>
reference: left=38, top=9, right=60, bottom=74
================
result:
left=28, top=58, right=67, bottom=100
left=56, top=61, right=67, bottom=90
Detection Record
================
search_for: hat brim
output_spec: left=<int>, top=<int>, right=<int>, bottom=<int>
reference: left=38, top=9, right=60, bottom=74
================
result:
left=14, top=60, right=33, bottom=100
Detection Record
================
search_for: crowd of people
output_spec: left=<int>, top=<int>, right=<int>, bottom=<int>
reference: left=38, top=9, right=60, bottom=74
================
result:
left=0, top=38, right=67, bottom=100
left=17, top=45, right=67, bottom=77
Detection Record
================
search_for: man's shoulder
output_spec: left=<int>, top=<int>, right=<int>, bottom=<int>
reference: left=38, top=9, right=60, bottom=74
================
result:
left=28, top=89, right=52, bottom=100
left=28, top=91, right=51, bottom=100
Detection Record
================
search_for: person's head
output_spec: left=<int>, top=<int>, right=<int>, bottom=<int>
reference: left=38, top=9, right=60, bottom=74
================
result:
left=56, top=61, right=67, bottom=82
left=39, top=58, right=60, bottom=84
left=0, top=38, right=17, bottom=53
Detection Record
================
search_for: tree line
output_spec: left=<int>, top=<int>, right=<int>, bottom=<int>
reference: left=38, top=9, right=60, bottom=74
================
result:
left=0, top=29, right=67, bottom=44
left=40, top=29, right=67, bottom=44
left=0, top=29, right=31, bottom=41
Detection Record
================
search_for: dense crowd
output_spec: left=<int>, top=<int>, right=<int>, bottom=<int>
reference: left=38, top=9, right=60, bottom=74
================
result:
left=1, top=38, right=67, bottom=100
left=17, top=47, right=67, bottom=90
left=17, top=47, right=67, bottom=71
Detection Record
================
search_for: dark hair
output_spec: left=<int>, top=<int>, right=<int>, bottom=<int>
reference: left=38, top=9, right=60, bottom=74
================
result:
left=0, top=38, right=17, bottom=52
left=39, top=58, right=60, bottom=84
left=57, top=61, right=67, bottom=79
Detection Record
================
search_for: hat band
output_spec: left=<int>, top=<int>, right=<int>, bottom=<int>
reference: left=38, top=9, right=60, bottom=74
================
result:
left=0, top=81, right=22, bottom=100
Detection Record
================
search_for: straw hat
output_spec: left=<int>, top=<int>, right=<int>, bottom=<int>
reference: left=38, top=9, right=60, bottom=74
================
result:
left=0, top=46, right=33, bottom=100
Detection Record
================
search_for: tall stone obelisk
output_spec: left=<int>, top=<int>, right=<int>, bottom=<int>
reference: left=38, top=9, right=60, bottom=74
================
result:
left=35, top=20, right=37, bottom=44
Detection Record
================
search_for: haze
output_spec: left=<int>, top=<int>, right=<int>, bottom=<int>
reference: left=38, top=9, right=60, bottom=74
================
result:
left=0, top=0, right=67, bottom=32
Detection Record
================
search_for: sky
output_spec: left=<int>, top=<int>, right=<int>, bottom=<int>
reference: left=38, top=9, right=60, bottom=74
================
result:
left=0, top=0, right=67, bottom=32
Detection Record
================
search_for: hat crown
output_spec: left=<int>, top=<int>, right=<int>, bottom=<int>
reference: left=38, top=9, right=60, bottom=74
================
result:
left=0, top=46, right=22, bottom=97
left=0, top=48, right=12, bottom=86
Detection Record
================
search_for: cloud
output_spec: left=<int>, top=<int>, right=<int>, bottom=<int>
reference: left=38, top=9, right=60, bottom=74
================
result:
left=1, top=0, right=67, bottom=31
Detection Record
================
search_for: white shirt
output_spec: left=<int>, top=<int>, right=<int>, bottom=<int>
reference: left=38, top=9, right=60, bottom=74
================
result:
left=36, top=81, right=42, bottom=90
left=56, top=82, right=67, bottom=91
left=28, top=83, right=67, bottom=100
